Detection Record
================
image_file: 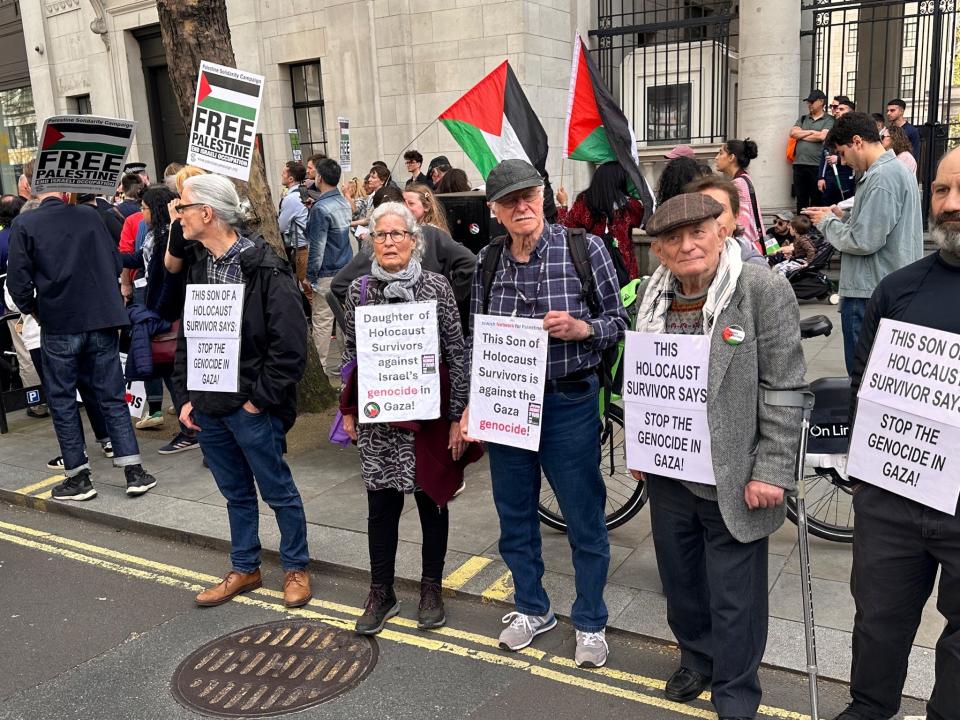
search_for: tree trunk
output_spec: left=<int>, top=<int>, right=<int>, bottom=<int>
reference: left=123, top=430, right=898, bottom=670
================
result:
left=156, top=0, right=336, bottom=414
left=156, top=0, right=280, bottom=256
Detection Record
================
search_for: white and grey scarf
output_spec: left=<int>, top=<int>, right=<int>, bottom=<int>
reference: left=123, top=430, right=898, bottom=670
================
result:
left=370, top=257, right=423, bottom=303
left=635, top=238, right=743, bottom=335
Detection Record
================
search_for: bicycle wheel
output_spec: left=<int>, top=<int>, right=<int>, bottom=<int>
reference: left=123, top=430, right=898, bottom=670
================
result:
left=786, top=466, right=855, bottom=543
left=538, top=403, right=648, bottom=532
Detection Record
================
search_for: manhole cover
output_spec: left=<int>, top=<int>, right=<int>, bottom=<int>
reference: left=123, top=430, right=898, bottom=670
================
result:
left=171, top=619, right=378, bottom=717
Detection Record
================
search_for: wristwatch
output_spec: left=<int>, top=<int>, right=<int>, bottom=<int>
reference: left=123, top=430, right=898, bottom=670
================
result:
left=584, top=321, right=595, bottom=340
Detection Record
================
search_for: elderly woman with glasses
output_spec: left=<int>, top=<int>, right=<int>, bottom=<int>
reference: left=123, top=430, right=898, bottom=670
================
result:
left=340, top=201, right=476, bottom=636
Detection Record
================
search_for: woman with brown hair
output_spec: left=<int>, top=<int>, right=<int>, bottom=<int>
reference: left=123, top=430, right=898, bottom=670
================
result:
left=883, top=124, right=918, bottom=174
left=403, top=183, right=449, bottom=233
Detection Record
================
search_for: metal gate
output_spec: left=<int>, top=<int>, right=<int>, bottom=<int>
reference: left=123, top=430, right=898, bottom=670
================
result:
left=589, top=0, right=738, bottom=147
left=804, top=0, right=960, bottom=216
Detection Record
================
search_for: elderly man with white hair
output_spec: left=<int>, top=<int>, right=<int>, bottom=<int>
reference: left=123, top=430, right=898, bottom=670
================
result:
left=171, top=173, right=311, bottom=610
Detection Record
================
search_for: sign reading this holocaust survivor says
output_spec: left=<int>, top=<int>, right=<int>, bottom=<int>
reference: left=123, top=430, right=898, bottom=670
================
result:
left=355, top=302, right=440, bottom=423
left=622, top=332, right=716, bottom=485
left=467, top=314, right=548, bottom=451
left=32, top=116, right=136, bottom=195
left=187, top=61, right=264, bottom=181
left=183, top=284, right=244, bottom=393
left=848, top=319, right=960, bottom=514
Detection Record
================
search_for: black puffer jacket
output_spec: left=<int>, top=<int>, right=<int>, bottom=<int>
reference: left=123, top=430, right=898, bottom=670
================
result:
left=172, top=236, right=307, bottom=431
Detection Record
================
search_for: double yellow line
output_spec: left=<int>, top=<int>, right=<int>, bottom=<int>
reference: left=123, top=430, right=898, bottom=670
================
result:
left=14, top=474, right=65, bottom=501
left=0, top=517, right=810, bottom=720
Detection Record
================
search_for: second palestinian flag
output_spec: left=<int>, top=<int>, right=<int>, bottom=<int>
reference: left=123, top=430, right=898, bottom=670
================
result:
left=564, top=34, right=655, bottom=217
left=439, top=61, right=548, bottom=179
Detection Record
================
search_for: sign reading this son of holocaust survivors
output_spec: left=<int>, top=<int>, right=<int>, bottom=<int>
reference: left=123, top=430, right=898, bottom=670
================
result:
left=847, top=319, right=960, bottom=514
left=187, top=61, right=264, bottom=181
left=467, top=314, right=548, bottom=451
left=355, top=302, right=440, bottom=423
left=622, top=332, right=716, bottom=485
left=32, top=116, right=136, bottom=195
left=183, top=284, right=244, bottom=393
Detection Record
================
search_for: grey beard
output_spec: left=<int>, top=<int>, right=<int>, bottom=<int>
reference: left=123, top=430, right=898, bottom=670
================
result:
left=931, top=224, right=960, bottom=255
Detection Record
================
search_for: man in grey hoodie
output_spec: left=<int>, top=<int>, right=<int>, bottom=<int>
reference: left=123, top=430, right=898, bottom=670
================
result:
left=803, top=111, right=922, bottom=375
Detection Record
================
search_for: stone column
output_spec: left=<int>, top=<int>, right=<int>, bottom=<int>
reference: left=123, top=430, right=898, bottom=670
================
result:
left=737, top=0, right=802, bottom=214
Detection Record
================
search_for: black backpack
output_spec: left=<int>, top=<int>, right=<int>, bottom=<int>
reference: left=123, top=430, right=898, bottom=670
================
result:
left=479, top=228, right=618, bottom=432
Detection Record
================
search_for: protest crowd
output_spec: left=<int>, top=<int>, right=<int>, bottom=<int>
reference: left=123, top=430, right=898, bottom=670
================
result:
left=0, top=64, right=957, bottom=720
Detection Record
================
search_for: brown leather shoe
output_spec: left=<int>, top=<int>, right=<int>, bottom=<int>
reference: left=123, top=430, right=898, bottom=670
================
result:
left=195, top=569, right=262, bottom=607
left=283, top=570, right=312, bottom=608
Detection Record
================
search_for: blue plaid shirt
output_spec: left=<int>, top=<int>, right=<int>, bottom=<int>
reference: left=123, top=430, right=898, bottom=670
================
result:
left=467, top=222, right=627, bottom=381
left=205, top=235, right=254, bottom=285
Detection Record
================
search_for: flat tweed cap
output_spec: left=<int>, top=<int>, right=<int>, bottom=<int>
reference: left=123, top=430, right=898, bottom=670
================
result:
left=646, top=193, right=724, bottom=237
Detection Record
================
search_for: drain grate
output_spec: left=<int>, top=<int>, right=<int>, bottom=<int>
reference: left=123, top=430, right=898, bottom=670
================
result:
left=171, top=620, right=378, bottom=717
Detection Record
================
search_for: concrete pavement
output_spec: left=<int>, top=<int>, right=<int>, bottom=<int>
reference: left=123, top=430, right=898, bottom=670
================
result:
left=0, top=301, right=941, bottom=706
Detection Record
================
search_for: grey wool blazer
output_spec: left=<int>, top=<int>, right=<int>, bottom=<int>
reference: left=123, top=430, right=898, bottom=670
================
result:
left=640, top=263, right=809, bottom=542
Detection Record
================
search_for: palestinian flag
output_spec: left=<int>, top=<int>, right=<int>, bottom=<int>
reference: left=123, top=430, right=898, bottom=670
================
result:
left=196, top=69, right=261, bottom=122
left=439, top=61, right=548, bottom=179
left=564, top=34, right=655, bottom=217
left=40, top=121, right=133, bottom=156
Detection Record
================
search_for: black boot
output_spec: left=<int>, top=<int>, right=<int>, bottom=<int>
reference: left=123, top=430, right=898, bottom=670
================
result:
left=355, top=583, right=399, bottom=635
left=124, top=464, right=157, bottom=496
left=417, top=578, right=445, bottom=630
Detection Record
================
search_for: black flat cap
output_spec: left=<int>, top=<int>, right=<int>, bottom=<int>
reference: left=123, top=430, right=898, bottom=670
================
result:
left=485, top=158, right=543, bottom=202
left=427, top=156, right=450, bottom=172
left=645, top=193, right=723, bottom=237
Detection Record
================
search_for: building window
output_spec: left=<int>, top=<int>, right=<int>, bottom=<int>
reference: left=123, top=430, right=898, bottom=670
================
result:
left=0, top=85, right=37, bottom=192
left=647, top=83, right=691, bottom=143
left=289, top=62, right=327, bottom=159
left=901, top=66, right=915, bottom=96
left=904, top=19, right=917, bottom=47
left=847, top=26, right=858, bottom=55
left=845, top=71, right=857, bottom=99
left=70, top=94, right=92, bottom=115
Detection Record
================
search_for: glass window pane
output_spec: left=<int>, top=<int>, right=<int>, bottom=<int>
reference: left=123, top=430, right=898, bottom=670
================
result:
left=307, top=106, right=325, bottom=144
left=291, top=65, right=308, bottom=104
left=295, top=107, right=311, bottom=143
left=303, top=63, right=323, bottom=103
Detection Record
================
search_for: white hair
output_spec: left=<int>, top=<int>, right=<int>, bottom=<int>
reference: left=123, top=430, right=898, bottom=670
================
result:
left=183, top=174, right=243, bottom=227
left=370, top=201, right=425, bottom=261
left=932, top=222, right=960, bottom=255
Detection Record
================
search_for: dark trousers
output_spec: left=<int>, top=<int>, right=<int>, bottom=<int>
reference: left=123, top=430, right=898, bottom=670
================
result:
left=849, top=484, right=960, bottom=720
left=648, top=476, right=769, bottom=718
left=840, top=297, right=868, bottom=377
left=41, top=330, right=141, bottom=476
left=30, top=346, right=110, bottom=443
left=367, top=488, right=448, bottom=586
left=793, top=164, right=823, bottom=214
left=195, top=408, right=309, bottom=572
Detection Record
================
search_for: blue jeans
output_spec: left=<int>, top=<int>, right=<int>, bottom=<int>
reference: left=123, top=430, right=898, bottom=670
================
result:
left=841, top=296, right=868, bottom=376
left=41, top=330, right=141, bottom=476
left=487, top=373, right=610, bottom=632
left=194, top=407, right=309, bottom=573
left=30, top=347, right=110, bottom=442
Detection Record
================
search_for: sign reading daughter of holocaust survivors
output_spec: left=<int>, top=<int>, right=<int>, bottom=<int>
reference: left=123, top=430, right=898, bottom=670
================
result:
left=187, top=61, right=264, bottom=181
left=355, top=302, right=441, bottom=423
left=622, top=331, right=716, bottom=485
left=32, top=115, right=136, bottom=195
left=183, top=284, right=244, bottom=393
left=467, top=314, right=548, bottom=451
left=847, top=319, right=960, bottom=514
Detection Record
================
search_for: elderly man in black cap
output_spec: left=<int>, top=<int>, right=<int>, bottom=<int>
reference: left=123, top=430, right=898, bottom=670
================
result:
left=629, top=193, right=807, bottom=720
left=790, top=89, right=835, bottom=213
left=460, top=158, right=627, bottom=668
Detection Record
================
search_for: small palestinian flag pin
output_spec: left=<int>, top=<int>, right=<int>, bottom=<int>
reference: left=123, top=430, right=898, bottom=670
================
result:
left=722, top=325, right=746, bottom=346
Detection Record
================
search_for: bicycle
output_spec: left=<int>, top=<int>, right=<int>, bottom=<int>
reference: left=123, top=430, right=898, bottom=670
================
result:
left=537, top=313, right=856, bottom=543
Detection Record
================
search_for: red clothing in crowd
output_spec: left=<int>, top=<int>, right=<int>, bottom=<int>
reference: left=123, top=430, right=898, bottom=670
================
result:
left=557, top=194, right=644, bottom=280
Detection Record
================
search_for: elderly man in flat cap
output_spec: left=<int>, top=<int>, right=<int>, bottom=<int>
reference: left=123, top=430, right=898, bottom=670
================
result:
left=629, top=193, right=808, bottom=720
left=461, top=158, right=627, bottom=668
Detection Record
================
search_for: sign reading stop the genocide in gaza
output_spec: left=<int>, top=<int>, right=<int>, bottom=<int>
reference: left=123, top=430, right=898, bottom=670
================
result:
left=32, top=116, right=136, bottom=195
left=187, top=61, right=265, bottom=181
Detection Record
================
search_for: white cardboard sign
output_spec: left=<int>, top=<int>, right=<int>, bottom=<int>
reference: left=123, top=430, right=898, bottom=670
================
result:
left=467, top=314, right=548, bottom=451
left=184, top=283, right=243, bottom=393
left=847, top=319, right=960, bottom=514
left=32, top=115, right=136, bottom=195
left=355, top=302, right=440, bottom=423
left=622, top=331, right=716, bottom=485
left=187, top=61, right=264, bottom=181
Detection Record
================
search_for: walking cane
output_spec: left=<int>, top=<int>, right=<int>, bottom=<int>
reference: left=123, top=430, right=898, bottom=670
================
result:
left=764, top=389, right=819, bottom=719
left=831, top=163, right=845, bottom=201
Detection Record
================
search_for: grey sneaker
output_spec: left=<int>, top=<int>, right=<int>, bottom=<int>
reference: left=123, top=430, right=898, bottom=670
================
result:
left=498, top=611, right=556, bottom=651
left=575, top=629, right=608, bottom=668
